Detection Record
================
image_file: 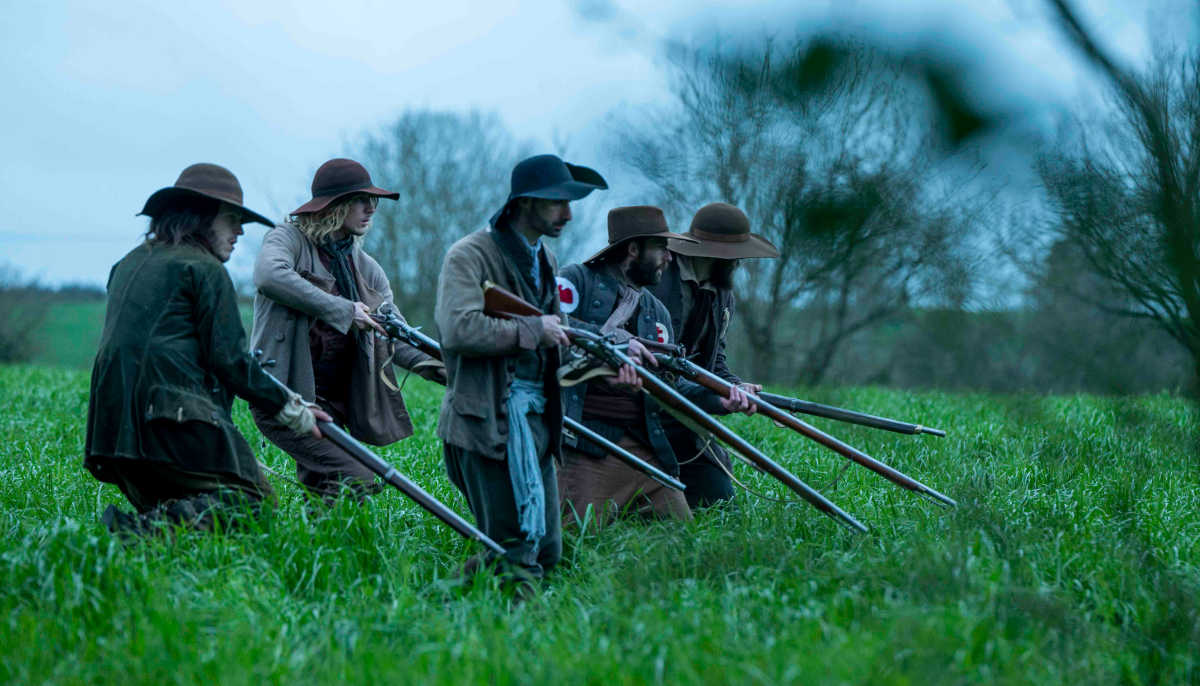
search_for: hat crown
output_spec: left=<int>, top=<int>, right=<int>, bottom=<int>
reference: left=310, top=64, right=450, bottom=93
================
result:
left=312, top=158, right=374, bottom=197
left=175, top=163, right=244, bottom=205
left=510, top=154, right=572, bottom=196
left=689, top=202, right=750, bottom=240
left=607, top=205, right=668, bottom=244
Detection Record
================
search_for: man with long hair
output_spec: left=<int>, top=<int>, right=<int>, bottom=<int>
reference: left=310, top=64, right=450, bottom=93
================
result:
left=251, top=158, right=438, bottom=501
left=555, top=206, right=754, bottom=523
left=647, top=203, right=777, bottom=508
left=86, top=163, right=324, bottom=535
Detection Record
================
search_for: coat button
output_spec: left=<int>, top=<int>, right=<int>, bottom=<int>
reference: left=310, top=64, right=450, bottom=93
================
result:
left=274, top=333, right=285, bottom=341
left=592, top=300, right=601, bottom=307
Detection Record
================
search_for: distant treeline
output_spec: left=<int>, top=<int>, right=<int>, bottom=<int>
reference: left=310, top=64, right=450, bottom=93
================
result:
left=724, top=304, right=1188, bottom=395
left=1, top=279, right=1184, bottom=395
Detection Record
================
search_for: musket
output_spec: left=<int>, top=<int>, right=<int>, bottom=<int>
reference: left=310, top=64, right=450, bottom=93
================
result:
left=656, top=355, right=956, bottom=508
left=756, top=391, right=946, bottom=437
left=371, top=306, right=686, bottom=493
left=253, top=350, right=505, bottom=556
left=481, top=281, right=868, bottom=534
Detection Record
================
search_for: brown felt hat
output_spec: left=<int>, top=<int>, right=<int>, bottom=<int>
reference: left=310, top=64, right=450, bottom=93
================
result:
left=291, top=158, right=399, bottom=215
left=669, top=202, right=779, bottom=259
left=138, top=163, right=274, bottom=227
left=582, top=205, right=698, bottom=264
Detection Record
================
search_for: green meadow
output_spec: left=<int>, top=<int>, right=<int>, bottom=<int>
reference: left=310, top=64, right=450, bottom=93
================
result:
left=1, top=358, right=1197, bottom=683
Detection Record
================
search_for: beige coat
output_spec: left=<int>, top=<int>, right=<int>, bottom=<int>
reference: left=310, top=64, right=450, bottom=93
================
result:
left=435, top=226, right=563, bottom=460
left=251, top=222, right=427, bottom=445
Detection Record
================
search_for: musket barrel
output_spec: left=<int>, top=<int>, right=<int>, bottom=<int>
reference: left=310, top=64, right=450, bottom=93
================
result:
left=375, top=309, right=686, bottom=493
left=314, top=420, right=507, bottom=555
left=563, top=417, right=686, bottom=492
left=480, top=282, right=869, bottom=534
left=257, top=364, right=506, bottom=555
left=757, top=391, right=947, bottom=437
left=673, top=359, right=957, bottom=508
left=571, top=334, right=869, bottom=534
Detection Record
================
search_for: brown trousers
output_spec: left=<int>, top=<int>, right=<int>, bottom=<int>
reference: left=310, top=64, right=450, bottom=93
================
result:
left=557, top=434, right=691, bottom=525
left=251, top=403, right=381, bottom=500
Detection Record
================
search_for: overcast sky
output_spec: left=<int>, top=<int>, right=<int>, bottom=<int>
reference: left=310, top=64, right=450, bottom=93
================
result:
left=0, top=0, right=1190, bottom=286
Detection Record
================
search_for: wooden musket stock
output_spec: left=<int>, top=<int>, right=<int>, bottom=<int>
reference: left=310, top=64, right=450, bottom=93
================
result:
left=481, top=281, right=868, bottom=534
left=372, top=307, right=686, bottom=493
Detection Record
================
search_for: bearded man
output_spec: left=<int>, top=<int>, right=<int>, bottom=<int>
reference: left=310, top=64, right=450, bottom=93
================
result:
left=555, top=205, right=755, bottom=523
left=436, top=154, right=607, bottom=589
left=251, top=158, right=439, bottom=501
left=647, top=202, right=779, bottom=508
left=86, top=164, right=324, bottom=535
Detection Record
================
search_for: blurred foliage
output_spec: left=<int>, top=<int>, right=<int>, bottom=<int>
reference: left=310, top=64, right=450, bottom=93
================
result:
left=614, top=37, right=991, bottom=385
left=1036, top=43, right=1200, bottom=391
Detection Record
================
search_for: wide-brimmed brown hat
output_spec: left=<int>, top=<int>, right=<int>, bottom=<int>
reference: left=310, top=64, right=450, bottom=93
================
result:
left=669, top=203, right=779, bottom=260
left=291, top=158, right=399, bottom=215
left=138, top=163, right=274, bottom=227
left=582, top=205, right=698, bottom=264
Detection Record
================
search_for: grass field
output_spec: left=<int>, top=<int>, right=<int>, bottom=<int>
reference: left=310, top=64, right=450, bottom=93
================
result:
left=1, top=364, right=1197, bottom=684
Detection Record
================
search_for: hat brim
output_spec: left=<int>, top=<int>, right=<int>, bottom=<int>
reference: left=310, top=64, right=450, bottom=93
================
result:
left=582, top=232, right=699, bottom=265
left=291, top=185, right=399, bottom=216
left=139, top=187, right=275, bottom=227
left=667, top=232, right=780, bottom=259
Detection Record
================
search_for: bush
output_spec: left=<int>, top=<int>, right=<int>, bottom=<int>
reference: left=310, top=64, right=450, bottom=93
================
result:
left=0, top=265, right=52, bottom=364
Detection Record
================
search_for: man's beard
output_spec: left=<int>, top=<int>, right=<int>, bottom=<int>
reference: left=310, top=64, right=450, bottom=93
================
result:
left=709, top=259, right=738, bottom=289
left=530, top=212, right=565, bottom=238
left=628, top=253, right=663, bottom=286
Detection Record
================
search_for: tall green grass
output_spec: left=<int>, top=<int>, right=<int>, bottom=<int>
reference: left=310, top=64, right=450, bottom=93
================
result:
left=0, top=365, right=1196, bottom=684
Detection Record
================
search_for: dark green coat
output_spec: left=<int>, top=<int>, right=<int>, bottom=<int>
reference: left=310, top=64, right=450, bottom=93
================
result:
left=85, top=242, right=288, bottom=484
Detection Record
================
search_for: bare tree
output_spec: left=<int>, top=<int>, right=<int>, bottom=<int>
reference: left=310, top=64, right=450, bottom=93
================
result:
left=1041, top=0, right=1200, bottom=390
left=355, top=109, right=531, bottom=329
left=613, top=39, right=987, bottom=384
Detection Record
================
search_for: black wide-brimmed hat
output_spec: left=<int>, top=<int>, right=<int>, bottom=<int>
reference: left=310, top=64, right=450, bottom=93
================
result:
left=582, top=205, right=698, bottom=264
left=292, top=158, right=399, bottom=215
left=668, top=202, right=779, bottom=260
left=139, top=163, right=274, bottom=227
left=489, top=154, right=608, bottom=226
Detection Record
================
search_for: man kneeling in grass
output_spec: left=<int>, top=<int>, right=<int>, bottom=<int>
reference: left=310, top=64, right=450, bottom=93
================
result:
left=85, top=164, right=326, bottom=536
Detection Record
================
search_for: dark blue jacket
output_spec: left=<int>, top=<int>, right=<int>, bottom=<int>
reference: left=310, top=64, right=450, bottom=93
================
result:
left=557, top=262, right=725, bottom=476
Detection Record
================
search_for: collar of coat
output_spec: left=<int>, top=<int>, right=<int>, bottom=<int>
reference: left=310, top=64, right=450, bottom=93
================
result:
left=675, top=253, right=718, bottom=294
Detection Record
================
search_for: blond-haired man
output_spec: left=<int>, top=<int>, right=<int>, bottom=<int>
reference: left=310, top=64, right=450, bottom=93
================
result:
left=251, top=158, right=437, bottom=499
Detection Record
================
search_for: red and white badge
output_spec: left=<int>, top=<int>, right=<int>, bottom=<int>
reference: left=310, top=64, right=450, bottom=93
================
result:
left=556, top=276, right=579, bottom=314
left=655, top=322, right=669, bottom=344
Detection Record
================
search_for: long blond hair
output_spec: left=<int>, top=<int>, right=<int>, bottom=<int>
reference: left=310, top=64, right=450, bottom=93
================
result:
left=289, top=197, right=355, bottom=244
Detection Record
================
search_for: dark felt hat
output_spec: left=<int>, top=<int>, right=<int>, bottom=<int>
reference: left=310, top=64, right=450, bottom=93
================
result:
left=489, top=154, right=608, bottom=226
left=669, top=202, right=779, bottom=259
left=139, top=163, right=274, bottom=227
left=291, top=158, right=398, bottom=215
left=582, top=205, right=698, bottom=264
